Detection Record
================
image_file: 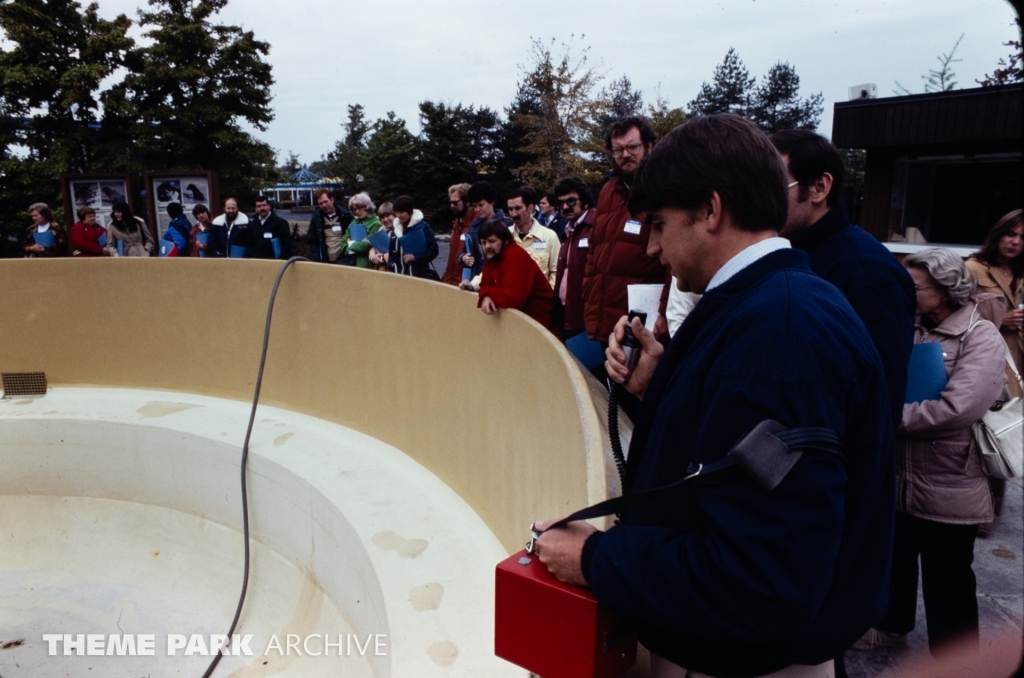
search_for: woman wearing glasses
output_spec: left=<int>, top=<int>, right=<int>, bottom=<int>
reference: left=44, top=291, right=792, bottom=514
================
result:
left=856, top=248, right=1007, bottom=656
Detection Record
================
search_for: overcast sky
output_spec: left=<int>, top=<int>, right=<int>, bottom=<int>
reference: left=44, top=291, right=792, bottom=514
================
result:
left=93, top=0, right=1019, bottom=165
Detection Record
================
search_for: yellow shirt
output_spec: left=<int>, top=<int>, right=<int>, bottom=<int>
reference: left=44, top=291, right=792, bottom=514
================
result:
left=510, top=219, right=560, bottom=289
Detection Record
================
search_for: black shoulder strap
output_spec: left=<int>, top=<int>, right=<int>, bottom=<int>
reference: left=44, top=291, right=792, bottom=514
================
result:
left=533, top=420, right=844, bottom=540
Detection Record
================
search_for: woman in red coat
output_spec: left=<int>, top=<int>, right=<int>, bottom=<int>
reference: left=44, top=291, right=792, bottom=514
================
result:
left=69, top=206, right=110, bottom=257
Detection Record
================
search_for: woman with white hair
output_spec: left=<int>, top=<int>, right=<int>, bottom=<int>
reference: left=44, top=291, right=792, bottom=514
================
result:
left=856, top=247, right=1007, bottom=656
left=341, top=192, right=382, bottom=268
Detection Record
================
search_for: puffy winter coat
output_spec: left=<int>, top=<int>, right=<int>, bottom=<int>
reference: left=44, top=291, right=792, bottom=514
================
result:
left=582, top=177, right=668, bottom=342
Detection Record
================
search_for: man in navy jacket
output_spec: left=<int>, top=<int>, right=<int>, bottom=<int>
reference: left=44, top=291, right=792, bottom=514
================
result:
left=771, top=129, right=915, bottom=430
left=536, top=114, right=895, bottom=677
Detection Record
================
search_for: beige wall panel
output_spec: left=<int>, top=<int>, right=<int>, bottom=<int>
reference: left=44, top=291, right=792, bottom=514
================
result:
left=0, top=259, right=614, bottom=552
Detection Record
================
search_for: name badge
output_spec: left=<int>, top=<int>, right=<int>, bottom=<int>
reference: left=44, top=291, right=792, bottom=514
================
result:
left=532, top=241, right=547, bottom=250
left=263, top=232, right=273, bottom=238
left=624, top=219, right=642, bottom=235
left=332, top=225, right=342, bottom=232
left=578, top=237, right=589, bottom=248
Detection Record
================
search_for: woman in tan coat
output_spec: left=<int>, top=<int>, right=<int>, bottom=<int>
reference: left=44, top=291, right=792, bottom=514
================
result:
left=857, top=248, right=1006, bottom=657
left=965, top=209, right=1022, bottom=536
left=966, top=209, right=1023, bottom=397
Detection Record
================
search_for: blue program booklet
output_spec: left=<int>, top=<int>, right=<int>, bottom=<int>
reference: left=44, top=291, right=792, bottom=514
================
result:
left=462, top=268, right=473, bottom=283
left=348, top=222, right=367, bottom=242
left=97, top=232, right=107, bottom=248
left=116, top=240, right=124, bottom=257
left=271, top=237, right=281, bottom=259
left=33, top=230, right=56, bottom=248
left=905, top=342, right=948, bottom=403
left=159, top=240, right=176, bottom=257
left=367, top=230, right=390, bottom=253
left=196, top=232, right=209, bottom=257
left=229, top=245, right=248, bottom=259
left=566, top=331, right=606, bottom=371
left=398, top=228, right=428, bottom=258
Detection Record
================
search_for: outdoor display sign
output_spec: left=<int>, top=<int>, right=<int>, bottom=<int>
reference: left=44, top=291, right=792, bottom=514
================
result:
left=59, top=173, right=140, bottom=231
left=144, top=170, right=219, bottom=240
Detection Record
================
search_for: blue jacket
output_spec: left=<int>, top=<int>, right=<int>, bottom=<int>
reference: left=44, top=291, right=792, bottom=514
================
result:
left=582, top=249, right=894, bottom=677
left=388, top=216, right=439, bottom=278
left=207, top=214, right=251, bottom=258
left=462, top=208, right=511, bottom=277
left=789, top=206, right=915, bottom=428
left=164, top=215, right=191, bottom=256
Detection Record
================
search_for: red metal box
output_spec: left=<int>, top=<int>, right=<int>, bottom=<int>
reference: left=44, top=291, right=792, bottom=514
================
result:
left=495, top=549, right=637, bottom=678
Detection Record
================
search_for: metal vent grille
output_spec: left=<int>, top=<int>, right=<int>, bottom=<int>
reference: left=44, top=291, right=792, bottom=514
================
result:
left=2, top=372, right=48, bottom=397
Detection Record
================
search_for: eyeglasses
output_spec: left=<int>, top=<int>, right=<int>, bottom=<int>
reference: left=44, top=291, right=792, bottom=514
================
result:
left=558, top=197, right=579, bottom=207
left=611, top=142, right=643, bottom=158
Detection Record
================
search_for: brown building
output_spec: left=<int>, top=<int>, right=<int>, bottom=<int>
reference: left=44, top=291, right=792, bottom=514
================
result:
left=832, top=84, right=1022, bottom=246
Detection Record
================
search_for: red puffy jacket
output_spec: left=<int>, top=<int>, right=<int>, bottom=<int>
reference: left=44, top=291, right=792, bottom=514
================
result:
left=582, top=177, right=668, bottom=342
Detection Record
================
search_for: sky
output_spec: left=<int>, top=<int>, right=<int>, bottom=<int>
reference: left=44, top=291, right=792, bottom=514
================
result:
left=90, top=0, right=1021, bottom=165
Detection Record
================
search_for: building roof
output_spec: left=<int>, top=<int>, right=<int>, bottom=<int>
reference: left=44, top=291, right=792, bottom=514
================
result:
left=832, top=84, right=1022, bottom=149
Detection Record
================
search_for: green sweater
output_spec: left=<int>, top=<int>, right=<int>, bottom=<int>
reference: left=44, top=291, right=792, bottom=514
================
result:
left=343, top=215, right=383, bottom=268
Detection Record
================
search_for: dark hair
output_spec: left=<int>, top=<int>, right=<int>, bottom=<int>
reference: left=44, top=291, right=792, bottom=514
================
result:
left=510, top=185, right=538, bottom=207
left=553, top=177, right=594, bottom=210
left=254, top=195, right=270, bottom=205
left=970, top=209, right=1024, bottom=279
left=629, top=114, right=788, bottom=233
left=466, top=181, right=497, bottom=205
left=111, top=200, right=137, bottom=231
left=76, top=205, right=95, bottom=221
left=392, top=195, right=415, bottom=213
left=313, top=188, right=333, bottom=202
left=478, top=218, right=514, bottom=244
left=541, top=192, right=558, bottom=207
left=192, top=204, right=209, bottom=217
left=604, top=115, right=657, bottom=151
left=770, top=129, right=845, bottom=209
left=166, top=202, right=184, bottom=218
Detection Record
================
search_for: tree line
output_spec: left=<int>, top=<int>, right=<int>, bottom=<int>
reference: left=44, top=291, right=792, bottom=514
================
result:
left=1, top=0, right=837, bottom=239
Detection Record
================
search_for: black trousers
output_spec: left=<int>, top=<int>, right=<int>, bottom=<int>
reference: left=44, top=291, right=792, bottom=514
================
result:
left=877, top=511, right=979, bottom=655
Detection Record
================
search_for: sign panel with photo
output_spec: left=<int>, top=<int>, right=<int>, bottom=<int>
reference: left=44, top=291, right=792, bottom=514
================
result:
left=147, top=173, right=217, bottom=239
left=69, top=178, right=129, bottom=228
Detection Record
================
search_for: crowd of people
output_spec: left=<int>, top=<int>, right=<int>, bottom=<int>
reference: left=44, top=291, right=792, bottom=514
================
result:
left=14, top=113, right=1024, bottom=677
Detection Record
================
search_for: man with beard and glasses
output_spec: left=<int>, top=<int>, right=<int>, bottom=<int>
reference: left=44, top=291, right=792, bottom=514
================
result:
left=461, top=218, right=553, bottom=327
left=441, top=183, right=475, bottom=286
left=583, top=116, right=671, bottom=346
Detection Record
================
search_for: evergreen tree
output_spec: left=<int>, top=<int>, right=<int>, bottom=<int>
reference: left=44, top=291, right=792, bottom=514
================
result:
left=594, top=75, right=644, bottom=130
left=363, top=112, right=418, bottom=203
left=748, top=62, right=823, bottom=134
left=326, top=104, right=370, bottom=191
left=101, top=0, right=278, bottom=204
left=0, top=0, right=131, bottom=237
left=688, top=48, right=754, bottom=117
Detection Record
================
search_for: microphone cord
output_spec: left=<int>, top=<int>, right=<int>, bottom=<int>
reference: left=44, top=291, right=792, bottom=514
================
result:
left=200, top=255, right=309, bottom=678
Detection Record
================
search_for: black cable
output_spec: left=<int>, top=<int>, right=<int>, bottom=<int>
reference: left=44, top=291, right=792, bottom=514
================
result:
left=607, top=380, right=628, bottom=493
left=200, top=255, right=309, bottom=678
